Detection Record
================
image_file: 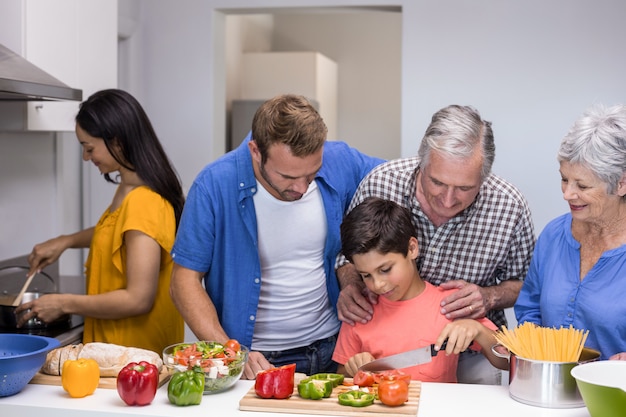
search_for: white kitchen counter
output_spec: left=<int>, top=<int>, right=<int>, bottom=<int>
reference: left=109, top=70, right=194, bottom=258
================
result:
left=0, top=379, right=592, bottom=417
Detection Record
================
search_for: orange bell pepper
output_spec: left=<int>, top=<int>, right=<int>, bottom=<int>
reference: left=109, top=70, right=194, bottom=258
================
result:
left=62, top=358, right=100, bottom=398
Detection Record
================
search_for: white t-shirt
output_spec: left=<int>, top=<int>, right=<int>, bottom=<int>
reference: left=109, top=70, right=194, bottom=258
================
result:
left=251, top=179, right=340, bottom=351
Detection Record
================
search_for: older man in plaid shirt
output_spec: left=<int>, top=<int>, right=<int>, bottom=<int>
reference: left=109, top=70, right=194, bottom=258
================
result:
left=335, top=105, right=536, bottom=385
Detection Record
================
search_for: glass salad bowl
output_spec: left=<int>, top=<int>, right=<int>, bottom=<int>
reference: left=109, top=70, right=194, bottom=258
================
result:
left=163, top=340, right=249, bottom=394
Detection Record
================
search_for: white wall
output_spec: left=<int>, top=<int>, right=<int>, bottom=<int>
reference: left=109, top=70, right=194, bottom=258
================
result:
left=0, top=133, right=58, bottom=254
left=0, top=1, right=117, bottom=275
left=225, top=14, right=274, bottom=111
left=0, top=0, right=623, bottom=345
left=1, top=0, right=624, bottom=263
left=123, top=0, right=215, bottom=196
left=403, top=0, right=626, bottom=232
left=271, top=10, right=402, bottom=160
left=129, top=0, right=626, bottom=235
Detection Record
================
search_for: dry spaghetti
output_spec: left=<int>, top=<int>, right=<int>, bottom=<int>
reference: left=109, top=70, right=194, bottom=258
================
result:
left=495, top=322, right=589, bottom=362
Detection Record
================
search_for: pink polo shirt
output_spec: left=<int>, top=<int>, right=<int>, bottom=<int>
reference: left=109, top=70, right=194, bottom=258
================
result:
left=332, top=282, right=496, bottom=382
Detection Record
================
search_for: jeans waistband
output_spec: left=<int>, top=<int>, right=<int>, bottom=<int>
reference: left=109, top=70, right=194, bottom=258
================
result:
left=262, top=334, right=337, bottom=355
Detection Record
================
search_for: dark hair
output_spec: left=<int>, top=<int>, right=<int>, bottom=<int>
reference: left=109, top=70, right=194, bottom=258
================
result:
left=251, top=94, right=327, bottom=162
left=341, top=197, right=417, bottom=262
left=75, top=89, right=185, bottom=227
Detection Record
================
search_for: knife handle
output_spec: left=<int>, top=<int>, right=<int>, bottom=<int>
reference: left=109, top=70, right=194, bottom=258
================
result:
left=430, top=339, right=448, bottom=356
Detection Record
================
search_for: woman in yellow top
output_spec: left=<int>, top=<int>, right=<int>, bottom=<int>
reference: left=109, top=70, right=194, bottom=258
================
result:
left=17, top=89, right=185, bottom=354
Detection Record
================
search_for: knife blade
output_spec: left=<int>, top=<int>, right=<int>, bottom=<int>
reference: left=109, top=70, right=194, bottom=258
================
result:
left=358, top=340, right=448, bottom=372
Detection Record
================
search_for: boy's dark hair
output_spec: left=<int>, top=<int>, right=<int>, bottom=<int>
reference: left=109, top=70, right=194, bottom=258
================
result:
left=340, top=197, right=417, bottom=262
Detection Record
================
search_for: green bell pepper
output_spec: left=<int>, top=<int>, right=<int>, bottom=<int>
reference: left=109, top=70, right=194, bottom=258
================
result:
left=297, top=378, right=333, bottom=400
left=307, top=373, right=345, bottom=387
left=338, top=390, right=375, bottom=407
left=167, top=369, right=205, bottom=406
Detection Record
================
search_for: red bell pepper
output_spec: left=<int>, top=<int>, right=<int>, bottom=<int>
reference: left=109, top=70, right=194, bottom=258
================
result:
left=254, top=363, right=296, bottom=399
left=116, top=361, right=159, bottom=406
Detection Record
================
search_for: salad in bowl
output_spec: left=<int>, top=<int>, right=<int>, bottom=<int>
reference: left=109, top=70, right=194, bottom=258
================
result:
left=163, top=339, right=248, bottom=394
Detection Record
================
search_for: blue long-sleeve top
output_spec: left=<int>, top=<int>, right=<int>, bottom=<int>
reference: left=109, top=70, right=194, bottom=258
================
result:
left=515, top=213, right=626, bottom=360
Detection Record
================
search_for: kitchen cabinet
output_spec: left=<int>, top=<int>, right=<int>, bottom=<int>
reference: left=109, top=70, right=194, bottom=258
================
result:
left=0, top=0, right=117, bottom=131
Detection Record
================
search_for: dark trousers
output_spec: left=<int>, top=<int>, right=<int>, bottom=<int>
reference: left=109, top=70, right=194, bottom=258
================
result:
left=258, top=334, right=338, bottom=375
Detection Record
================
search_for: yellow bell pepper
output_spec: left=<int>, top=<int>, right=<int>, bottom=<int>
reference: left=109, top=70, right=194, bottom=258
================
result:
left=61, top=358, right=100, bottom=398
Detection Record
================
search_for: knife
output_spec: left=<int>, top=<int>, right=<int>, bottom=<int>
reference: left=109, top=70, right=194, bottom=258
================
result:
left=358, top=340, right=448, bottom=372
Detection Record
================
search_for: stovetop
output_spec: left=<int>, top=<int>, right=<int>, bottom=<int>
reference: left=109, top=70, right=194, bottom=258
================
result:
left=0, top=317, right=84, bottom=345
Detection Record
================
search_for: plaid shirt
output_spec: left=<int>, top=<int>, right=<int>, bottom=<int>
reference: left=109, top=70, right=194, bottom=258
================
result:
left=340, top=156, right=536, bottom=328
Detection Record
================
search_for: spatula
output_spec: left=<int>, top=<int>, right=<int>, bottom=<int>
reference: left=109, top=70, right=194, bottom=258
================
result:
left=12, top=272, right=37, bottom=307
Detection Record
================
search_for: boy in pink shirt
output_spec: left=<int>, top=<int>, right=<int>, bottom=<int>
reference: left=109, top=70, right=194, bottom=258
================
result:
left=333, top=197, right=508, bottom=382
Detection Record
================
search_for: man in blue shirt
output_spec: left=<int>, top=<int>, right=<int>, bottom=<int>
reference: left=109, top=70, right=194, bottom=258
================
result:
left=170, top=94, right=384, bottom=379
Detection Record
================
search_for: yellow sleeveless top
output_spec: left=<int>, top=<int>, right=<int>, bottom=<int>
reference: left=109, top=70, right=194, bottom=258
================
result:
left=83, top=186, right=183, bottom=354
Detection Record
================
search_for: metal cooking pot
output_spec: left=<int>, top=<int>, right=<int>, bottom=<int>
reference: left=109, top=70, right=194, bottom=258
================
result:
left=0, top=266, right=70, bottom=330
left=0, top=291, right=71, bottom=329
left=493, top=344, right=601, bottom=408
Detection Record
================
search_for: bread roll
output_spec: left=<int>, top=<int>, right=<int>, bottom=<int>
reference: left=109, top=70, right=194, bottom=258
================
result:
left=41, top=342, right=163, bottom=377
left=41, top=344, right=82, bottom=376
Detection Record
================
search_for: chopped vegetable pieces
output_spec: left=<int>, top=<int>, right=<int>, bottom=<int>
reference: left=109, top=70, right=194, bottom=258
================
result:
left=297, top=378, right=333, bottom=400
left=307, top=373, right=345, bottom=387
left=338, top=390, right=375, bottom=407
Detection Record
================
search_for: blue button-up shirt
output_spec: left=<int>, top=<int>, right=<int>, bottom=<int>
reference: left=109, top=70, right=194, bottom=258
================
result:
left=171, top=134, right=384, bottom=349
left=515, top=213, right=626, bottom=360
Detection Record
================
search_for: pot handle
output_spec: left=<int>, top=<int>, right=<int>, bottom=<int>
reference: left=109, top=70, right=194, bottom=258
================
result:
left=491, top=344, right=511, bottom=361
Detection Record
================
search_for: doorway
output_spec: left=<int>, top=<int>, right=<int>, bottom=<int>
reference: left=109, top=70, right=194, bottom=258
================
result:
left=219, top=7, right=402, bottom=160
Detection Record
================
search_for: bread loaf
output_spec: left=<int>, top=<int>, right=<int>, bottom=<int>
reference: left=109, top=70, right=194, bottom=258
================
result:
left=42, top=342, right=163, bottom=377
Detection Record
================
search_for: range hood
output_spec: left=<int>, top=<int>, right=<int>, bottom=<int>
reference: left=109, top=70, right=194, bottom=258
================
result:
left=0, top=44, right=82, bottom=101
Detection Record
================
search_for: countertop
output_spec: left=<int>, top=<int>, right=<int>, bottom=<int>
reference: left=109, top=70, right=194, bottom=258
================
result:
left=0, top=379, right=592, bottom=417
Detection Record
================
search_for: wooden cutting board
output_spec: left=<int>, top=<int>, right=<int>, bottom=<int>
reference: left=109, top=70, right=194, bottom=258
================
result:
left=239, top=378, right=421, bottom=417
left=29, top=367, right=170, bottom=389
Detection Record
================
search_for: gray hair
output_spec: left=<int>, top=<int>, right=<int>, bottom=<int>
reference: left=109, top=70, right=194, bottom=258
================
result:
left=558, top=104, right=626, bottom=194
left=417, top=105, right=495, bottom=180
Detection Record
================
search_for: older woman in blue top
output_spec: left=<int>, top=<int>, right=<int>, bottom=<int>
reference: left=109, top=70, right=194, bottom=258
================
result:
left=515, top=104, right=626, bottom=361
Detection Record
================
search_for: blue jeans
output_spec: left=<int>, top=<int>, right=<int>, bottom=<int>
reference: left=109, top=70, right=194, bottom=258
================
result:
left=258, top=334, right=338, bottom=375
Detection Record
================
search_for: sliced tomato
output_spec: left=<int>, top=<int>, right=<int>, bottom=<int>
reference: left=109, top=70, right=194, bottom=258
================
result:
left=171, top=341, right=244, bottom=370
left=378, top=379, right=409, bottom=406
left=375, top=369, right=411, bottom=384
left=225, top=339, right=241, bottom=352
left=353, top=370, right=376, bottom=387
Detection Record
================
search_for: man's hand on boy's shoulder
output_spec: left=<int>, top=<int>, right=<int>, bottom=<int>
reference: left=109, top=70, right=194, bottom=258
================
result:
left=336, top=264, right=377, bottom=326
left=438, top=280, right=486, bottom=320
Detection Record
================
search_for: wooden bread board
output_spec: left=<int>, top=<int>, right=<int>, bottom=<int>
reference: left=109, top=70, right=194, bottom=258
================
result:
left=29, top=367, right=170, bottom=389
left=239, top=378, right=421, bottom=417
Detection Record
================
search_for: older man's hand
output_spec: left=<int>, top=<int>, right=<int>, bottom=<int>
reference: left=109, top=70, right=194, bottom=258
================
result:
left=438, top=280, right=486, bottom=319
left=337, top=282, right=377, bottom=326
